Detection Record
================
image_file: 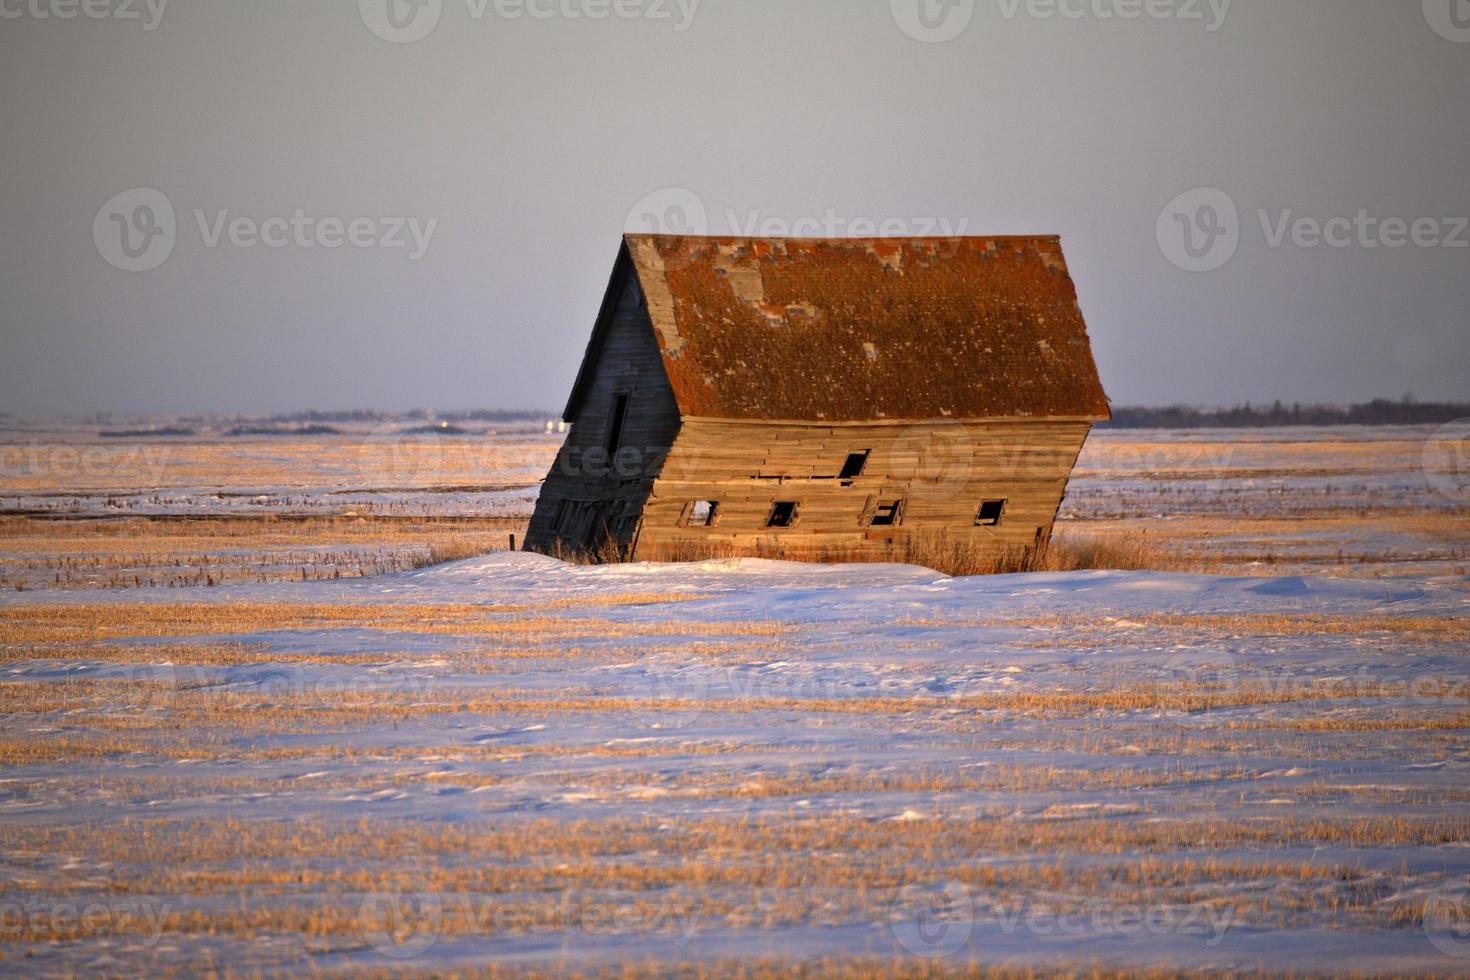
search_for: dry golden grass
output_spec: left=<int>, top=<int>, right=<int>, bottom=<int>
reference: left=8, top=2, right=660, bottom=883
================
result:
left=896, top=611, right=1470, bottom=643
left=0, top=514, right=527, bottom=590
left=14, top=813, right=1468, bottom=868
left=0, top=598, right=746, bottom=645
left=623, top=532, right=1188, bottom=577
left=2, top=678, right=1456, bottom=730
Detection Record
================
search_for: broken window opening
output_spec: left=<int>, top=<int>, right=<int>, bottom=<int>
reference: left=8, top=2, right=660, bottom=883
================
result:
left=766, top=501, right=799, bottom=529
left=976, top=499, right=1007, bottom=527
left=839, top=451, right=871, bottom=480
left=869, top=500, right=904, bottom=527
left=686, top=500, right=720, bottom=528
left=604, top=393, right=630, bottom=456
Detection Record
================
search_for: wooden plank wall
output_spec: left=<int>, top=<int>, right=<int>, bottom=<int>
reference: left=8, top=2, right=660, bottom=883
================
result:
left=523, top=268, right=682, bottom=553
left=634, top=418, right=1092, bottom=559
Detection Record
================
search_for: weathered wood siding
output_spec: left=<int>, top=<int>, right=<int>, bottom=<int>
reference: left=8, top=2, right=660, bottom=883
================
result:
left=524, top=268, right=681, bottom=554
left=632, top=418, right=1092, bottom=560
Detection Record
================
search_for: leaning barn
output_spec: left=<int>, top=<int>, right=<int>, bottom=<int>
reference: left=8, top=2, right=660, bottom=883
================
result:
left=524, top=234, right=1109, bottom=562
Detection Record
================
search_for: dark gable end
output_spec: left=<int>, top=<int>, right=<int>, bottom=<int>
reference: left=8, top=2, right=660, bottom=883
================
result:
left=622, top=234, right=1111, bottom=423
left=562, top=240, right=637, bottom=422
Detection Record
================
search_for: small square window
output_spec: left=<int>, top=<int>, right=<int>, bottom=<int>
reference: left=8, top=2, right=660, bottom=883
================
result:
left=869, top=500, right=904, bottom=527
left=839, top=451, right=871, bottom=480
left=766, top=501, right=799, bottom=528
left=976, top=499, right=1007, bottom=527
left=686, top=500, right=720, bottom=527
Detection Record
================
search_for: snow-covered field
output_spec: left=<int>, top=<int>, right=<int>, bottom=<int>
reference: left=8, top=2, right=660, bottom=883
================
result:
left=1, top=424, right=1468, bottom=976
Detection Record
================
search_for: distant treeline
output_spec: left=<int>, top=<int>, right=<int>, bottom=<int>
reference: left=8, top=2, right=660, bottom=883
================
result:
left=256, top=409, right=552, bottom=424
left=99, top=426, right=196, bottom=438
left=226, top=424, right=342, bottom=437
left=1101, top=399, right=1469, bottom=429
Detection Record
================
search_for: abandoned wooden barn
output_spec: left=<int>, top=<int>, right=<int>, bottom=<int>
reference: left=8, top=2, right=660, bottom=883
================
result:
left=524, top=234, right=1110, bottom=562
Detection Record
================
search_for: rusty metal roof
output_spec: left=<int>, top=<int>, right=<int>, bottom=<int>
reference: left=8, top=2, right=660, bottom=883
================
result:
left=569, top=234, right=1110, bottom=423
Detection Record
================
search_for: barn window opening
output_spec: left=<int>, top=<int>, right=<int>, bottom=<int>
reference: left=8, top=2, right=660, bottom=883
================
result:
left=839, top=451, right=871, bottom=480
left=976, top=499, right=1007, bottom=527
left=869, top=500, right=904, bottom=527
left=604, top=393, right=630, bottom=456
left=766, top=501, right=798, bottom=528
left=686, top=500, right=720, bottom=527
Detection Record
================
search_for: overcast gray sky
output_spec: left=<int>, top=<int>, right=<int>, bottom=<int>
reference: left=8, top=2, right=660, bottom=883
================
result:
left=1, top=0, right=1466, bottom=415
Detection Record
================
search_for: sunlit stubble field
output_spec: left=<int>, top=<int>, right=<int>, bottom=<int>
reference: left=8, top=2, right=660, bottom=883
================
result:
left=0, top=421, right=1468, bottom=976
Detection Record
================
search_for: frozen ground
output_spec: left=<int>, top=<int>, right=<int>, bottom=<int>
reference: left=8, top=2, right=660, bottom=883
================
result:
left=2, top=553, right=1468, bottom=976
